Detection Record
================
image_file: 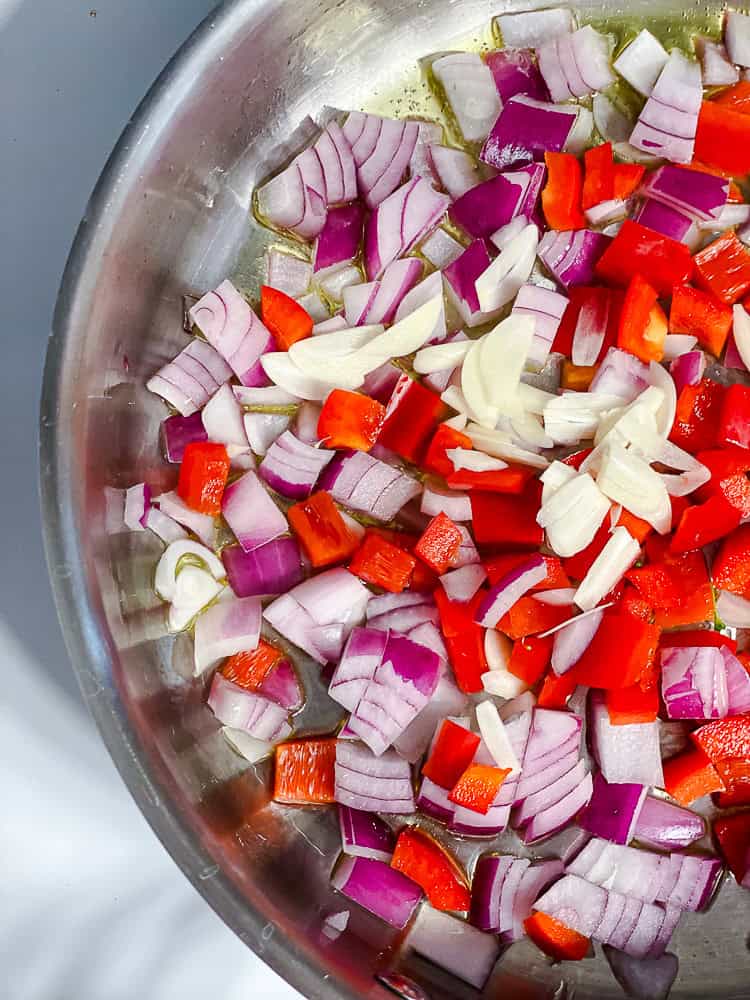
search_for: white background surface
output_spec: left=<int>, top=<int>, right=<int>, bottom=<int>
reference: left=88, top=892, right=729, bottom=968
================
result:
left=1, top=2, right=300, bottom=996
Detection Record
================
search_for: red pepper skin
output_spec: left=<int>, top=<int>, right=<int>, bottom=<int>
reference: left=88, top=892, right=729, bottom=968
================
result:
left=670, top=494, right=742, bottom=553
left=422, top=719, right=481, bottom=789
left=448, top=763, right=511, bottom=814
left=562, top=448, right=593, bottom=470
left=714, top=812, right=750, bottom=884
left=613, top=163, right=645, bottom=201
left=595, top=220, right=694, bottom=297
left=605, top=684, right=659, bottom=725
left=695, top=446, right=750, bottom=515
left=669, top=284, right=733, bottom=357
left=378, top=375, right=448, bottom=464
left=434, top=587, right=488, bottom=693
left=616, top=508, right=653, bottom=544
left=367, top=526, right=438, bottom=592
left=617, top=273, right=665, bottom=363
left=627, top=551, right=714, bottom=629
left=423, top=424, right=474, bottom=478
left=715, top=80, right=750, bottom=113
left=414, top=512, right=462, bottom=574
left=695, top=99, right=750, bottom=177
left=484, top=553, right=570, bottom=590
left=718, top=384, right=750, bottom=450
left=567, top=611, right=661, bottom=689
left=177, top=441, right=230, bottom=515
left=537, top=669, right=578, bottom=709
left=525, top=912, right=590, bottom=962
left=222, top=639, right=283, bottom=690
left=669, top=378, right=725, bottom=454
left=260, top=285, right=313, bottom=350
left=349, top=531, right=416, bottom=593
left=497, top=597, right=572, bottom=639
left=470, top=481, right=543, bottom=549
left=508, top=635, right=553, bottom=685
left=616, top=583, right=653, bottom=622
left=288, top=491, right=359, bottom=568
left=582, top=142, right=614, bottom=210
left=663, top=745, right=725, bottom=806
left=553, top=286, right=622, bottom=362
left=712, top=524, right=750, bottom=599
left=273, top=738, right=337, bottom=804
left=542, top=152, right=586, bottom=230
left=446, top=464, right=537, bottom=493
left=390, top=828, right=470, bottom=911
left=317, top=389, right=386, bottom=451
left=693, top=716, right=750, bottom=780
left=694, top=232, right=750, bottom=305
left=661, top=630, right=737, bottom=654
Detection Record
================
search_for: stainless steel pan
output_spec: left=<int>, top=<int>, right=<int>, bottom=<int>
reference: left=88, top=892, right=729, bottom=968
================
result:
left=40, top=1, right=750, bottom=996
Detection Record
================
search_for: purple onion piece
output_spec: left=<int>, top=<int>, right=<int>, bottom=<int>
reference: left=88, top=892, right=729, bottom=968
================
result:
left=633, top=796, right=705, bottom=851
left=161, top=411, right=207, bottom=463
left=222, top=537, right=304, bottom=598
left=338, top=805, right=396, bottom=861
left=578, top=773, right=647, bottom=845
left=475, top=554, right=547, bottom=628
left=331, top=855, right=422, bottom=928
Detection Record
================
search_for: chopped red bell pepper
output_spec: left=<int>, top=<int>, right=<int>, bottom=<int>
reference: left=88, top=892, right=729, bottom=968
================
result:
left=524, top=912, right=590, bottom=962
left=561, top=361, right=598, bottom=391
left=627, top=550, right=714, bottom=628
left=378, top=374, right=448, bottom=464
left=605, top=684, right=659, bottom=725
left=695, top=100, right=750, bottom=177
left=712, top=524, right=750, bottom=599
left=715, top=80, right=750, bottom=113
left=670, top=494, right=741, bottom=553
left=390, top=827, right=470, bottom=911
left=414, top=512, right=462, bottom=574
left=368, top=525, right=438, bottom=593
left=562, top=448, right=593, bottom=471
left=616, top=583, right=653, bottom=622
left=613, top=163, right=645, bottom=201
left=693, top=714, right=750, bottom=771
left=260, top=285, right=313, bottom=350
left=567, top=610, right=660, bottom=689
left=274, top=738, right=337, bottom=804
left=422, top=719, right=481, bottom=789
left=221, top=639, right=283, bottom=690
left=553, top=286, right=621, bottom=362
left=317, top=389, right=386, bottom=451
left=695, top=446, right=750, bottom=515
left=615, top=508, right=653, bottom=544
left=508, top=635, right=553, bottom=686
left=449, top=763, right=511, bottom=814
left=177, top=441, right=230, bottom=515
left=561, top=518, right=611, bottom=581
left=497, top=597, right=573, bottom=639
left=661, top=630, right=737, bottom=654
left=669, top=377, right=725, bottom=454
left=595, top=220, right=693, bottom=297
left=662, top=745, right=725, bottom=806
left=288, top=491, right=359, bottom=568
left=349, top=531, right=416, bottom=593
left=718, top=383, right=750, bottom=450
left=582, top=142, right=614, bottom=210
left=669, top=284, right=733, bottom=357
left=694, top=232, right=750, bottom=305
left=470, top=480, right=543, bottom=549
left=714, top=812, right=750, bottom=885
left=485, top=553, right=570, bottom=590
left=542, top=152, right=586, bottom=230
left=617, top=273, right=665, bottom=363
left=446, top=464, right=537, bottom=494
left=537, top=668, right=578, bottom=709
left=434, top=587, right=488, bottom=693
left=423, top=423, right=473, bottom=478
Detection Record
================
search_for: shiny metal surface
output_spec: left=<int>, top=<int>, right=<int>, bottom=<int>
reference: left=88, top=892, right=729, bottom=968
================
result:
left=40, top=1, right=750, bottom=997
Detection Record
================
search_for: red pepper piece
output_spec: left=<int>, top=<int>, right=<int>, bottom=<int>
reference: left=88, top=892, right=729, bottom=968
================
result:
left=561, top=361, right=598, bottom=391
left=627, top=550, right=714, bottom=628
left=524, top=912, right=590, bottom=962
left=615, top=508, right=653, bottom=544
left=670, top=494, right=741, bottom=553
left=221, top=639, right=283, bottom=690
left=508, top=635, right=553, bottom=685
left=695, top=99, right=750, bottom=177
left=669, top=284, right=733, bottom=357
left=616, top=583, right=653, bottom=622
left=448, top=764, right=511, bottom=814
left=317, top=389, right=386, bottom=451
left=446, top=464, right=537, bottom=493
left=177, top=441, right=230, bottom=515
left=423, top=423, right=473, bottom=478
left=718, top=383, right=750, bottom=450
left=553, top=286, right=622, bottom=362
left=613, top=163, right=645, bottom=201
left=695, top=446, right=750, bottom=515
left=669, top=377, right=725, bottom=454
left=260, top=285, right=313, bottom=350
left=390, top=828, right=470, bottom=911
left=542, top=152, right=586, bottom=230
left=693, top=713, right=750, bottom=765
left=414, top=512, right=462, bottom=574
left=497, top=597, right=571, bottom=640
left=485, top=553, right=570, bottom=590
left=537, top=669, right=578, bottom=709
left=595, top=220, right=694, bottom=297
left=562, top=448, right=593, bottom=470
left=661, top=630, right=737, bottom=654
left=617, top=273, right=666, bottom=363
left=349, top=531, right=416, bottom=593
left=567, top=610, right=661, bottom=689
left=714, top=812, right=750, bottom=884
left=582, top=142, right=614, bottom=210
left=712, top=524, right=750, bottom=599
left=288, top=491, right=359, bottom=568
left=378, top=374, right=448, bottom=464
left=662, top=745, right=725, bottom=806
left=694, top=232, right=750, bottom=305
left=434, top=587, right=488, bottom=693
left=605, top=684, right=659, bottom=725
left=561, top=518, right=611, bottom=581
left=715, top=80, right=750, bottom=113
left=273, top=738, right=337, bottom=804
left=470, top=480, right=543, bottom=549
left=422, top=719, right=481, bottom=789
left=368, top=525, right=438, bottom=593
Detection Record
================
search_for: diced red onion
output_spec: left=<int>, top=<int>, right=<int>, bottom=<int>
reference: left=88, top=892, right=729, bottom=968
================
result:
left=266, top=248, right=312, bottom=297
left=394, top=271, right=447, bottom=343
left=661, top=645, right=728, bottom=720
left=222, top=537, right=303, bottom=598
left=255, top=657, right=303, bottom=712
left=200, top=383, right=247, bottom=450
left=143, top=506, right=188, bottom=544
left=634, top=199, right=699, bottom=249
left=395, top=670, right=467, bottom=763
left=154, top=490, right=216, bottom=547
left=243, top=412, right=292, bottom=457
left=486, top=47, right=549, bottom=103
left=512, top=283, right=568, bottom=368
left=634, top=796, right=705, bottom=851
left=590, top=346, right=650, bottom=402
left=335, top=740, right=415, bottom=812
left=475, top=555, right=547, bottom=628
left=364, top=176, right=450, bottom=280
left=669, top=350, right=705, bottom=395
left=450, top=172, right=529, bottom=239
left=431, top=53, right=502, bottom=143
left=613, top=29, right=669, bottom=95
left=123, top=483, right=151, bottom=531
left=354, top=116, right=420, bottom=210
left=208, top=674, right=290, bottom=741
left=603, top=945, right=679, bottom=1000
left=296, top=290, right=329, bottom=323
left=716, top=588, right=750, bottom=629
left=147, top=338, right=234, bottom=416
left=579, top=773, right=647, bottom=845
left=368, top=603, right=440, bottom=634
left=338, top=804, right=395, bottom=861
left=319, top=449, right=422, bottom=521
left=440, top=564, right=487, bottom=603
left=420, top=483, right=472, bottom=522
left=551, top=606, right=603, bottom=675
left=629, top=51, right=701, bottom=164
left=406, top=905, right=500, bottom=990
left=538, top=27, right=614, bottom=102
left=194, top=594, right=262, bottom=675
left=429, top=145, right=481, bottom=200
left=162, top=411, right=207, bottom=462
left=346, top=258, right=423, bottom=326
left=515, top=758, right=588, bottom=826
left=331, top=855, right=422, bottom=929
left=417, top=775, right=456, bottom=823
left=538, top=228, right=610, bottom=288
left=497, top=8, right=574, bottom=48
left=409, top=120, right=444, bottom=182
left=419, top=227, right=464, bottom=269
left=475, top=224, right=539, bottom=314
left=189, top=280, right=274, bottom=386
left=521, top=771, right=593, bottom=843
left=313, top=202, right=365, bottom=274
left=221, top=469, right=287, bottom=552
left=329, top=626, right=388, bottom=712
left=725, top=10, right=750, bottom=67
left=641, top=165, right=728, bottom=223
left=590, top=691, right=664, bottom=787
left=481, top=95, right=581, bottom=171
left=470, top=854, right=516, bottom=932
left=258, top=430, right=333, bottom=500
left=662, top=334, right=698, bottom=362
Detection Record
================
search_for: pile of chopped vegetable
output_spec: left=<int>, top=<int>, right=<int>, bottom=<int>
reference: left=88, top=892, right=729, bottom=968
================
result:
left=113, top=7, right=750, bottom=995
